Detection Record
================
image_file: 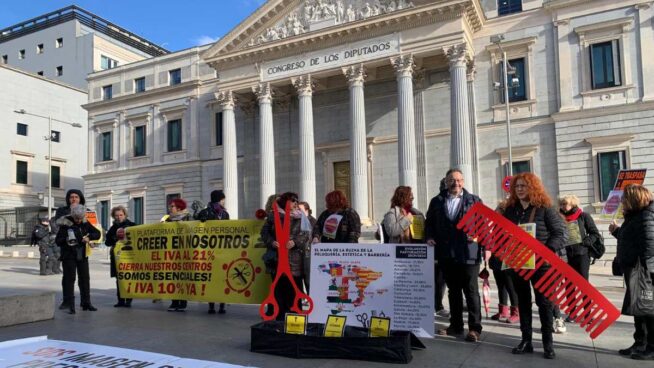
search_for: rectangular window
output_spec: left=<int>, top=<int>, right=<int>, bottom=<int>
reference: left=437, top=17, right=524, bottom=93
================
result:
left=503, top=160, right=531, bottom=176
left=166, top=193, right=180, bottom=214
left=134, top=77, right=146, bottom=93
left=132, top=197, right=144, bottom=225
left=101, top=132, right=113, bottom=161
left=169, top=68, right=181, bottom=85
left=37, top=44, right=44, bottom=54
left=598, top=151, right=627, bottom=201
left=56, top=66, right=63, bottom=76
left=167, top=119, right=182, bottom=152
left=56, top=38, right=63, bottom=48
left=498, top=0, right=522, bottom=16
left=590, top=40, right=621, bottom=90
left=215, top=112, right=223, bottom=146
left=99, top=200, right=109, bottom=230
left=102, top=85, right=113, bottom=100
left=1, top=55, right=7, bottom=64
left=134, top=125, right=146, bottom=157
left=18, top=49, right=25, bottom=59
left=51, top=166, right=61, bottom=188
left=17, top=123, right=28, bottom=136
left=16, top=160, right=28, bottom=184
left=100, top=55, right=119, bottom=70
left=500, top=58, right=527, bottom=103
left=50, top=130, right=60, bottom=143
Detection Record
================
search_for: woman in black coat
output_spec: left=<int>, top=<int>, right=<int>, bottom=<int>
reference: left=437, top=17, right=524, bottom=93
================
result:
left=559, top=194, right=601, bottom=281
left=55, top=205, right=101, bottom=314
left=106, top=205, right=136, bottom=308
left=501, top=173, right=566, bottom=359
left=610, top=184, right=654, bottom=360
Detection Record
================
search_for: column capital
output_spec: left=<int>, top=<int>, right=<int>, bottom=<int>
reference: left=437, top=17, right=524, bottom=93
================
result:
left=215, top=90, right=236, bottom=109
left=252, top=82, right=273, bottom=103
left=293, top=75, right=314, bottom=97
left=343, top=64, right=366, bottom=86
left=444, top=43, right=469, bottom=67
left=391, top=55, right=415, bottom=78
left=466, top=61, right=477, bottom=81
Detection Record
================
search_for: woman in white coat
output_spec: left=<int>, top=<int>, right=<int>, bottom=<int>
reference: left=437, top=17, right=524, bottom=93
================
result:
left=382, top=186, right=424, bottom=244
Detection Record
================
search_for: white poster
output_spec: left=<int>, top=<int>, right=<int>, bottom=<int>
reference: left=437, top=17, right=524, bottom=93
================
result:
left=0, top=336, right=252, bottom=368
left=308, top=243, right=434, bottom=338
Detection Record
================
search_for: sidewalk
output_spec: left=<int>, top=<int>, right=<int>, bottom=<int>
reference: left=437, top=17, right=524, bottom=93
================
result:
left=0, top=256, right=639, bottom=368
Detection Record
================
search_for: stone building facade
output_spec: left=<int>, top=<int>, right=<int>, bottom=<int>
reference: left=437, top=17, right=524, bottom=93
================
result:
left=83, top=0, right=654, bottom=229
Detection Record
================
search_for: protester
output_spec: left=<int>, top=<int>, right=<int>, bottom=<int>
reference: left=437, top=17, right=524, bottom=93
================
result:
left=425, top=169, right=485, bottom=342
left=312, top=190, right=361, bottom=244
left=197, top=190, right=229, bottom=315
left=610, top=184, right=654, bottom=360
left=559, top=194, right=601, bottom=326
left=298, top=201, right=317, bottom=293
left=32, top=217, right=55, bottom=276
left=260, top=192, right=311, bottom=320
left=489, top=201, right=519, bottom=324
left=382, top=186, right=424, bottom=244
left=55, top=205, right=101, bottom=314
left=105, top=206, right=136, bottom=308
left=501, top=173, right=566, bottom=359
left=166, top=198, right=191, bottom=312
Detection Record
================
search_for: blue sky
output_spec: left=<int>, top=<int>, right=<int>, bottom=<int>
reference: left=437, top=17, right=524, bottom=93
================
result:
left=0, top=1, right=267, bottom=51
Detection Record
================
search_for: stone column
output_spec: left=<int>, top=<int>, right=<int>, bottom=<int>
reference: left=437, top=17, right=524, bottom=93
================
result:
left=554, top=20, right=574, bottom=111
left=392, top=55, right=418, bottom=191
left=467, top=62, right=480, bottom=195
left=253, top=82, right=276, bottom=208
left=153, top=104, right=162, bottom=164
left=445, top=44, right=473, bottom=182
left=216, top=91, right=239, bottom=218
left=343, top=64, right=369, bottom=221
left=86, top=116, right=98, bottom=174
left=293, top=75, right=317, bottom=211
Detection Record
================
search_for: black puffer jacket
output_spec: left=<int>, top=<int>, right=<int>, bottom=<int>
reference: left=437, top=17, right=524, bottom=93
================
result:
left=55, top=216, right=101, bottom=261
left=502, top=204, right=567, bottom=258
left=424, top=189, right=483, bottom=264
left=612, top=201, right=654, bottom=271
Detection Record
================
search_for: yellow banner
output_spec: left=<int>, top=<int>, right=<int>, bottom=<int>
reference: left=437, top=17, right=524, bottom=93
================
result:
left=114, top=219, right=270, bottom=303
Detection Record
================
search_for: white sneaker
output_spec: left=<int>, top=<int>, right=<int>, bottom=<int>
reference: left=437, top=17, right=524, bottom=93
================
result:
left=554, top=318, right=567, bottom=334
left=436, top=309, right=450, bottom=318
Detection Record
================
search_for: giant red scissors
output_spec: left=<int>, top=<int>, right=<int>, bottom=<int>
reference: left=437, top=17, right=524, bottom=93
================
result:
left=259, top=200, right=314, bottom=320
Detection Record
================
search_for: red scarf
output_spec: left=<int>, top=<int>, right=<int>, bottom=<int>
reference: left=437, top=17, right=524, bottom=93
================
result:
left=564, top=207, right=583, bottom=222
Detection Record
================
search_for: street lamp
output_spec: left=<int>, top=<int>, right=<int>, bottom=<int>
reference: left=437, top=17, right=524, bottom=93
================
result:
left=13, top=109, right=83, bottom=219
left=491, top=34, right=519, bottom=177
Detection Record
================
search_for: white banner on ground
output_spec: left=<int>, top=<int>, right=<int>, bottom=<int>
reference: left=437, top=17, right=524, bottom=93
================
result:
left=308, top=243, right=434, bottom=338
left=0, top=336, right=252, bottom=368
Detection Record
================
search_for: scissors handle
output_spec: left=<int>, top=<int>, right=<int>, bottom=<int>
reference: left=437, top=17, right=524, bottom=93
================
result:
left=259, top=293, right=279, bottom=320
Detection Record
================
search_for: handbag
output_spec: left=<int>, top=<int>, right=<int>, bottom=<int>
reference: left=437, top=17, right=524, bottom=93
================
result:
left=612, top=257, right=623, bottom=276
left=626, top=258, right=654, bottom=317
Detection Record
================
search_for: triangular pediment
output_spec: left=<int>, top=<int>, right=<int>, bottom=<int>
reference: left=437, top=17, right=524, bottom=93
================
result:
left=203, top=0, right=428, bottom=60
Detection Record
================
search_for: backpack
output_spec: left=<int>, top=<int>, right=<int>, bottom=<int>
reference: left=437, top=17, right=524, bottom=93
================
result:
left=374, top=223, right=391, bottom=243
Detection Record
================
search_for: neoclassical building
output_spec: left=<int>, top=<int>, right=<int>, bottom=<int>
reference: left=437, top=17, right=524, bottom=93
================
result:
left=83, top=0, right=654, bottom=228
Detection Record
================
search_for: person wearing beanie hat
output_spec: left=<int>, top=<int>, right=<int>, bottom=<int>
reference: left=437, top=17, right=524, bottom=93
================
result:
left=198, top=189, right=229, bottom=314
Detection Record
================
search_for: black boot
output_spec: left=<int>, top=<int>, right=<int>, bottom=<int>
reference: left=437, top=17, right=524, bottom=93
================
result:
left=543, top=331, right=555, bottom=359
left=512, top=340, right=534, bottom=354
left=208, top=302, right=216, bottom=314
left=125, top=299, right=132, bottom=308
left=82, top=304, right=97, bottom=311
left=620, top=343, right=645, bottom=356
left=68, top=305, right=76, bottom=314
left=114, top=300, right=126, bottom=308
left=218, top=303, right=226, bottom=314
left=59, top=302, right=70, bottom=310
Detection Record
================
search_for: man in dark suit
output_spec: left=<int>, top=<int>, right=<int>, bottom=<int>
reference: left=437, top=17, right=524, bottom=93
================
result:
left=425, top=168, right=485, bottom=342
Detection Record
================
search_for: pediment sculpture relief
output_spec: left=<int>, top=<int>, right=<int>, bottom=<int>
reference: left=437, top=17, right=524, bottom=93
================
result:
left=248, top=0, right=414, bottom=47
